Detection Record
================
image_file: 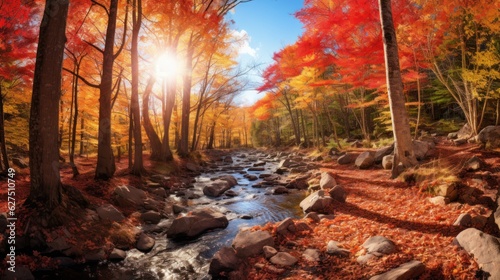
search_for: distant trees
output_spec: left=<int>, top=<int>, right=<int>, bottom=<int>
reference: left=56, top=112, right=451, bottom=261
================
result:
left=251, top=0, right=500, bottom=151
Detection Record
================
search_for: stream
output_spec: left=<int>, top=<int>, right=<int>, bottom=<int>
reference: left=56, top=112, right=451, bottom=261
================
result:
left=43, top=150, right=306, bottom=279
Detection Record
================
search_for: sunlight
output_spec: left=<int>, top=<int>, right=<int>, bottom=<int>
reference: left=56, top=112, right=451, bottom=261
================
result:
left=155, top=52, right=182, bottom=79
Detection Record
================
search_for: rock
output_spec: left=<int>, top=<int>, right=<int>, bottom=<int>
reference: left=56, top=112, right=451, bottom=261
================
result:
left=453, top=213, right=472, bottom=227
left=370, top=260, right=425, bottom=280
left=85, top=249, right=106, bottom=261
left=326, top=241, right=350, bottom=257
left=113, top=185, right=146, bottom=207
left=245, top=174, right=258, bottom=181
left=12, top=157, right=28, bottom=169
left=209, top=247, right=242, bottom=277
left=304, top=212, right=321, bottom=223
left=273, top=186, right=289, bottom=195
left=454, top=228, right=500, bottom=279
left=277, top=218, right=295, bottom=235
left=374, top=145, right=394, bottom=163
left=463, top=156, right=485, bottom=172
left=218, top=175, right=238, bottom=187
left=453, top=138, right=467, bottom=146
left=355, top=151, right=375, bottom=169
left=47, top=236, right=71, bottom=252
left=299, top=190, right=333, bottom=213
left=185, top=162, right=200, bottom=172
left=471, top=215, right=488, bottom=229
left=362, top=236, right=396, bottom=255
left=136, top=233, right=155, bottom=252
left=253, top=161, right=266, bottom=167
left=329, top=185, right=347, bottom=203
left=263, top=246, right=278, bottom=259
left=269, top=252, right=298, bottom=267
left=96, top=204, right=125, bottom=222
left=448, top=132, right=458, bottom=139
left=248, top=167, right=265, bottom=171
left=428, top=196, right=450, bottom=205
left=109, top=248, right=127, bottom=261
left=413, top=140, right=431, bottom=160
left=2, top=266, right=34, bottom=280
left=456, top=123, right=473, bottom=139
left=167, top=208, right=228, bottom=239
left=172, top=204, right=187, bottom=214
left=319, top=172, right=337, bottom=189
left=286, top=178, right=309, bottom=190
left=337, top=153, right=358, bottom=165
left=150, top=174, right=170, bottom=183
left=295, top=222, right=312, bottom=232
left=477, top=125, right=500, bottom=148
left=203, top=180, right=231, bottom=197
left=290, top=166, right=308, bottom=173
left=432, top=182, right=458, bottom=201
left=382, top=155, right=394, bottom=170
left=302, top=248, right=320, bottom=262
left=223, top=156, right=233, bottom=163
left=225, top=190, right=238, bottom=197
left=232, top=230, right=274, bottom=258
left=357, top=253, right=376, bottom=264
left=151, top=188, right=167, bottom=198
left=141, top=211, right=161, bottom=224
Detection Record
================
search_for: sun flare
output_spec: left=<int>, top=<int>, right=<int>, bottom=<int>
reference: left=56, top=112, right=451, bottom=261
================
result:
left=155, top=52, right=182, bottom=78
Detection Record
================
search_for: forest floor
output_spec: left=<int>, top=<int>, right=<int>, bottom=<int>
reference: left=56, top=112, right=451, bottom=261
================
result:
left=1, top=139, right=499, bottom=279
left=247, top=140, right=500, bottom=279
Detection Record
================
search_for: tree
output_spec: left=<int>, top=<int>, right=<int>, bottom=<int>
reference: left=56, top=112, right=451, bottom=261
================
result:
left=26, top=0, right=69, bottom=209
left=378, top=0, right=417, bottom=177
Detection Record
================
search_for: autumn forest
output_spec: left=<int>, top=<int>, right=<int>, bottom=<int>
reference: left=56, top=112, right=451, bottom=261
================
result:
left=1, top=0, right=500, bottom=279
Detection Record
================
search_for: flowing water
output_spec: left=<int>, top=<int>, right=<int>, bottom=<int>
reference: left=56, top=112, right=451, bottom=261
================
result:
left=40, top=150, right=306, bottom=279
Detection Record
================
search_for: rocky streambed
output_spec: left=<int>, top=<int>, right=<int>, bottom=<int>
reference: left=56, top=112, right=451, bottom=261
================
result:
left=33, top=149, right=324, bottom=280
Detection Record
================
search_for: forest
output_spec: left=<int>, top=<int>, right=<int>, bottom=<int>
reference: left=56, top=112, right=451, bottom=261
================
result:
left=1, top=0, right=500, bottom=279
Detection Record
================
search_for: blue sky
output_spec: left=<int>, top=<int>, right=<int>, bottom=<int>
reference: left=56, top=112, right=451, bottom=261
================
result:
left=227, top=0, right=304, bottom=106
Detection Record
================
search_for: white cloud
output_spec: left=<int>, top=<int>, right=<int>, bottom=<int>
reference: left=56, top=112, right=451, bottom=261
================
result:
left=231, top=29, right=259, bottom=58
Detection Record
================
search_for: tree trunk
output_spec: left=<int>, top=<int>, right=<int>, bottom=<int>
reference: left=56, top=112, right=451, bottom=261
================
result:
left=0, top=88, right=9, bottom=171
left=142, top=78, right=163, bottom=160
left=130, top=0, right=143, bottom=175
left=69, top=60, right=80, bottom=177
left=27, top=0, right=69, bottom=210
left=379, top=0, right=418, bottom=178
left=95, top=0, right=118, bottom=180
left=178, top=37, right=194, bottom=157
left=79, top=113, right=84, bottom=156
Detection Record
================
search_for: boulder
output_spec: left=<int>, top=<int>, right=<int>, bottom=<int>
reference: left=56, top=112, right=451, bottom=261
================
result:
left=299, top=190, right=334, bottom=213
left=245, top=174, right=258, bottom=181
left=96, top=204, right=125, bottom=222
left=329, top=185, right=347, bottom=203
left=456, top=123, right=473, bottom=139
left=276, top=218, right=295, bottom=235
left=362, top=236, right=396, bottom=256
left=319, top=172, right=337, bottom=189
left=273, top=186, right=289, bottom=195
left=413, top=140, right=431, bottom=160
left=109, top=248, right=127, bottom=261
left=141, top=211, right=161, bottom=224
left=374, top=145, right=394, bottom=163
left=218, top=175, right=238, bottom=187
left=232, top=230, right=274, bottom=258
left=454, top=228, right=500, bottom=279
left=304, top=212, right=321, bottom=223
left=355, top=151, right=375, bottom=169
left=337, top=153, right=358, bottom=165
left=209, top=247, right=242, bottom=277
left=263, top=246, right=278, bottom=259
left=326, top=240, right=350, bottom=257
left=166, top=208, right=228, bottom=239
left=203, top=180, right=231, bottom=197
left=269, top=252, right=298, bottom=267
left=463, top=156, right=485, bottom=172
left=370, top=260, right=425, bottom=280
left=172, top=204, right=187, bottom=214
left=277, top=159, right=293, bottom=168
left=432, top=182, right=458, bottom=201
left=382, top=155, right=394, bottom=170
left=136, top=233, right=155, bottom=252
left=113, top=185, right=146, bottom=207
left=453, top=213, right=472, bottom=227
left=428, top=196, right=450, bottom=205
left=302, top=248, right=320, bottom=262
left=286, top=178, right=309, bottom=190
left=477, top=126, right=500, bottom=148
